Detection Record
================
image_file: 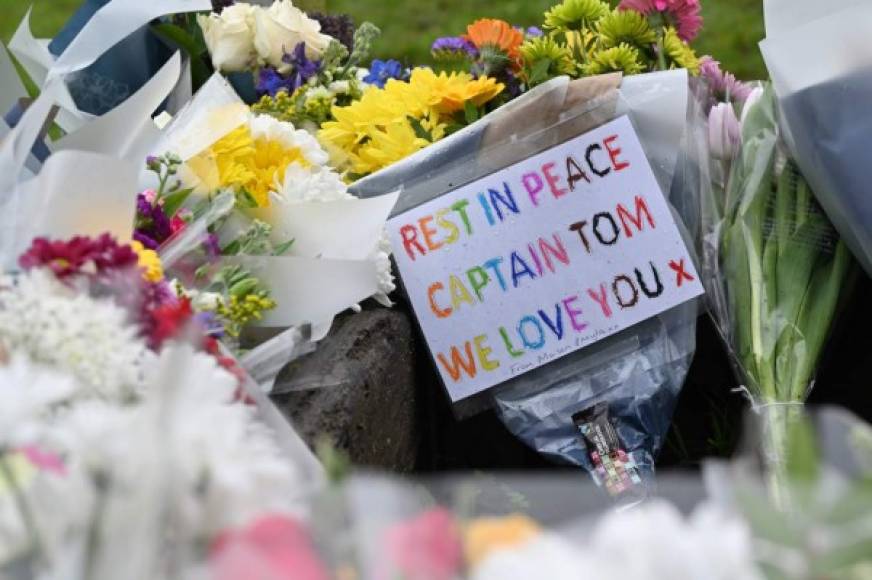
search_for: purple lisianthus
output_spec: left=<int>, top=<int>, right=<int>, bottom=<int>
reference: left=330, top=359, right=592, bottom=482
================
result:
left=363, top=59, right=406, bottom=88
left=431, top=36, right=478, bottom=61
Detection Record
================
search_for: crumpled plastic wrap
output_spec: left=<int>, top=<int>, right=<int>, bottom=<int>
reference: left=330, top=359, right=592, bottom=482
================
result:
left=761, top=0, right=872, bottom=276
left=354, top=70, right=705, bottom=496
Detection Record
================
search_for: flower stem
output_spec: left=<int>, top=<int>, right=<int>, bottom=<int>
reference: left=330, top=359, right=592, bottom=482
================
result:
left=84, top=472, right=110, bottom=580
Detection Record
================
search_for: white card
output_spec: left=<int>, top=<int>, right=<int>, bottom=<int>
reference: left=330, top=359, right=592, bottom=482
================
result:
left=388, top=116, right=705, bottom=402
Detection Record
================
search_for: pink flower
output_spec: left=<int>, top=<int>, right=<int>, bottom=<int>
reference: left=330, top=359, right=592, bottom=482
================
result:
left=142, top=189, right=159, bottom=205
left=209, top=515, right=329, bottom=580
left=17, top=446, right=66, bottom=476
left=619, top=0, right=703, bottom=42
left=384, top=508, right=463, bottom=580
left=170, top=215, right=187, bottom=235
left=699, top=56, right=753, bottom=106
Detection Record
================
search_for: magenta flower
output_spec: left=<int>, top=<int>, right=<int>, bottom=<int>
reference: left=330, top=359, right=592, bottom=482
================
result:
left=619, top=0, right=703, bottom=42
left=384, top=508, right=463, bottom=580
left=19, top=234, right=137, bottom=279
left=700, top=56, right=753, bottom=106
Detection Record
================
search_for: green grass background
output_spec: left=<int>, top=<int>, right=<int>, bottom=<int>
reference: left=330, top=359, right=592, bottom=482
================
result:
left=0, top=0, right=767, bottom=79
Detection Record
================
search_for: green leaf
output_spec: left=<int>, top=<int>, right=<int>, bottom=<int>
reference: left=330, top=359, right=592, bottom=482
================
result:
left=236, top=189, right=259, bottom=209
left=407, top=116, right=433, bottom=141
left=221, top=239, right=241, bottom=256
left=161, top=187, right=193, bottom=219
left=464, top=100, right=479, bottom=125
left=272, top=239, right=295, bottom=256
left=528, top=58, right=553, bottom=85
left=151, top=22, right=213, bottom=88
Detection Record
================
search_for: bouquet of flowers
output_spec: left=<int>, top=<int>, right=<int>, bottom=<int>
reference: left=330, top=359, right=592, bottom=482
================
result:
left=433, top=0, right=703, bottom=91
left=702, top=83, right=856, bottom=500
left=143, top=72, right=399, bottom=351
left=0, top=235, right=320, bottom=578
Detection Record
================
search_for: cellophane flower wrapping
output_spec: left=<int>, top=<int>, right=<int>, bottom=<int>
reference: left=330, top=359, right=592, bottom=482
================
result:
left=700, top=84, right=856, bottom=490
left=760, top=0, right=872, bottom=277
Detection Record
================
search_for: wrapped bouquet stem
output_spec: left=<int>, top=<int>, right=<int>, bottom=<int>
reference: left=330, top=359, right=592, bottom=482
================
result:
left=705, top=84, right=856, bottom=502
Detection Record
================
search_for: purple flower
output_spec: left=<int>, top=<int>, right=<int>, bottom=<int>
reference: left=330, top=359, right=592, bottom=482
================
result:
left=525, top=26, right=544, bottom=38
left=202, top=233, right=222, bottom=259
left=133, top=231, right=160, bottom=251
left=256, top=67, right=292, bottom=97
left=195, top=311, right=225, bottom=338
left=134, top=192, right=173, bottom=248
left=309, top=12, right=355, bottom=51
left=700, top=56, right=753, bottom=107
left=363, top=59, right=406, bottom=88
left=431, top=36, right=478, bottom=61
left=283, top=42, right=322, bottom=91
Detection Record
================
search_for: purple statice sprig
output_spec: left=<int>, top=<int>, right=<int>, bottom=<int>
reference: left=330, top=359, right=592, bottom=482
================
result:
left=431, top=36, right=478, bottom=62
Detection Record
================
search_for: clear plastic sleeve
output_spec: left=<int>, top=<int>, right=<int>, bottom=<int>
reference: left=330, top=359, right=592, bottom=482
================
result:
left=701, top=85, right=855, bottom=408
left=760, top=0, right=872, bottom=276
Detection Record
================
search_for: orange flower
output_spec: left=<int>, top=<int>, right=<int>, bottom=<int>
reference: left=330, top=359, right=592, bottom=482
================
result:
left=464, top=19, right=524, bottom=68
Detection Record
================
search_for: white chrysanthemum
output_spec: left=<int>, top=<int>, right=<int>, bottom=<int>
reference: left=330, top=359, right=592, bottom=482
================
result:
left=0, top=270, right=148, bottom=401
left=373, top=233, right=396, bottom=305
left=249, top=113, right=329, bottom=167
left=588, top=501, right=763, bottom=580
left=278, top=163, right=353, bottom=203
left=0, top=354, right=77, bottom=446
left=144, top=343, right=302, bottom=532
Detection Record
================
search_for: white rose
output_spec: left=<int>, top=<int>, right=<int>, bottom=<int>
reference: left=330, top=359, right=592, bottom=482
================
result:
left=198, top=4, right=257, bottom=73
left=252, top=0, right=332, bottom=73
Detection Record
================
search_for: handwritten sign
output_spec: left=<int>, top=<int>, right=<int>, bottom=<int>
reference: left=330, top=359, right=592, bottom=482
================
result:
left=388, top=116, right=705, bottom=401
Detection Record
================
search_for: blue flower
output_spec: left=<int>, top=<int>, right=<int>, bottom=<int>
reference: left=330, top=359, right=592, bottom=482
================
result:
left=256, top=67, right=290, bottom=97
left=363, top=59, right=406, bottom=89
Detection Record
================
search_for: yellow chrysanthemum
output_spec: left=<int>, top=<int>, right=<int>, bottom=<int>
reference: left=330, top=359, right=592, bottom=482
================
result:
left=582, top=43, right=645, bottom=76
left=464, top=515, right=542, bottom=568
left=131, top=240, right=164, bottom=283
left=187, top=123, right=312, bottom=207
left=662, top=27, right=701, bottom=75
left=354, top=120, right=432, bottom=176
left=320, top=69, right=501, bottom=177
left=393, top=68, right=504, bottom=116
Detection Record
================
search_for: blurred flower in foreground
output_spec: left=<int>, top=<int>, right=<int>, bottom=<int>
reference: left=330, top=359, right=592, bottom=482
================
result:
left=385, top=508, right=463, bottom=580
